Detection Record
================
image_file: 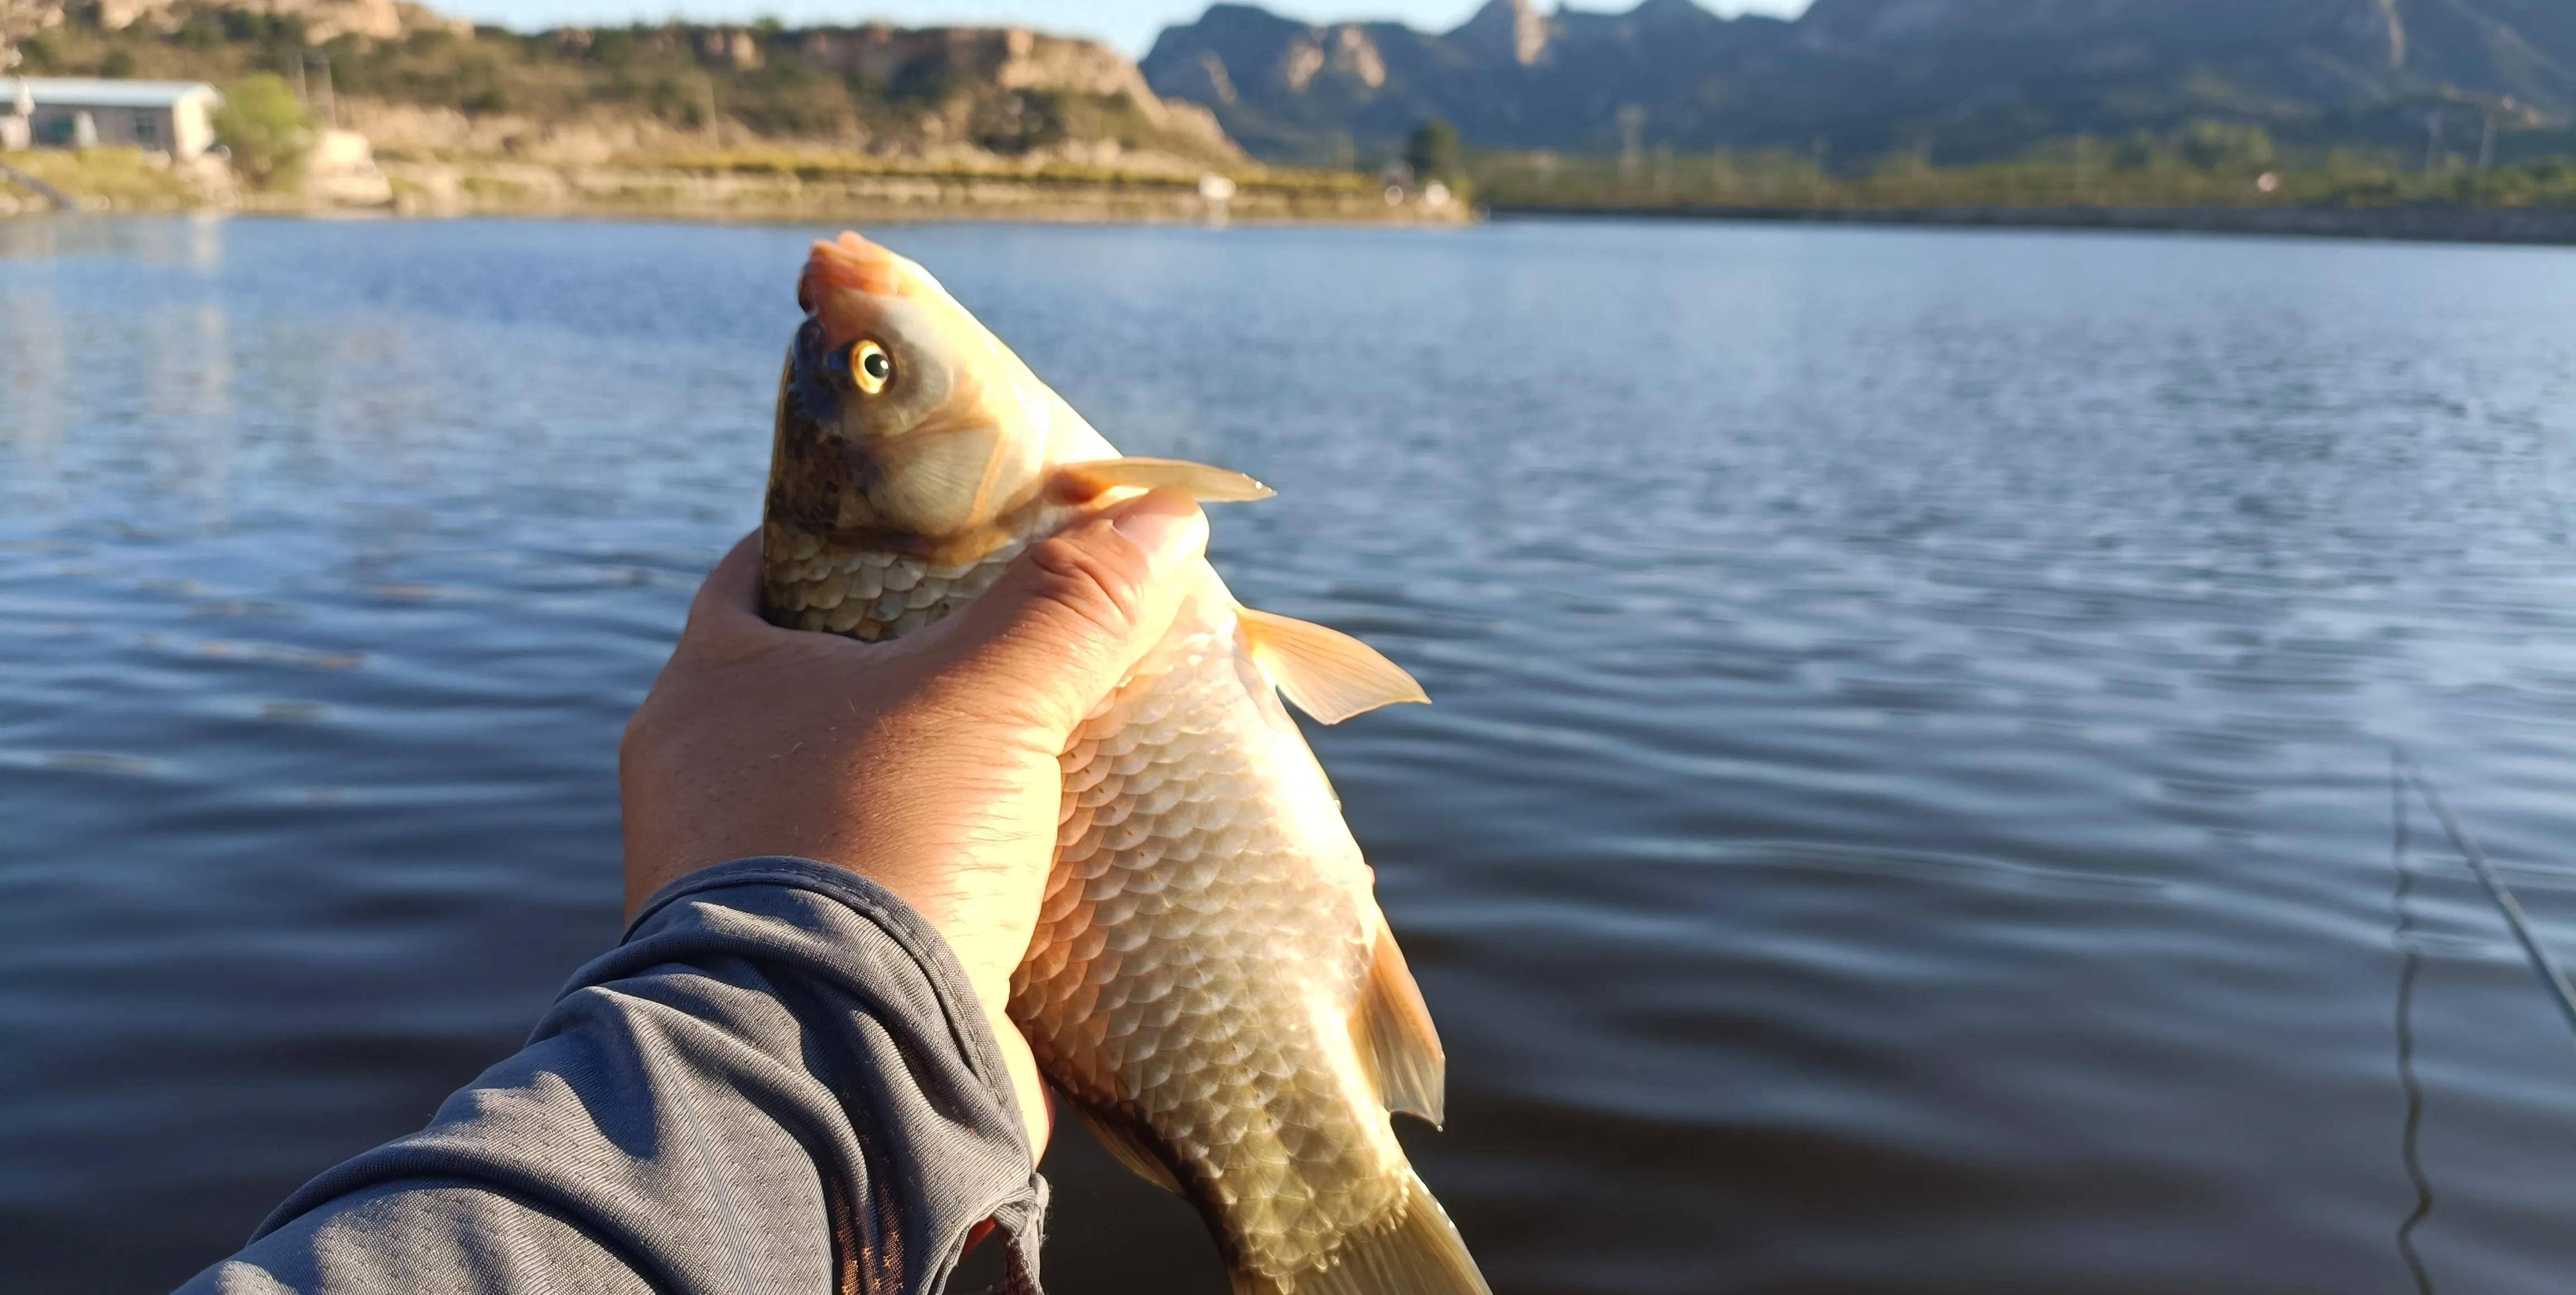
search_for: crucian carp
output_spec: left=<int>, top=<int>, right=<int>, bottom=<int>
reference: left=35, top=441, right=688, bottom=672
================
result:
left=760, top=231, right=1487, bottom=1295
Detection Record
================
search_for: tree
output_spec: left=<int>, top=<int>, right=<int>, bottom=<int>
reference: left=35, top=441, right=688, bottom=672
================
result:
left=211, top=73, right=311, bottom=184
left=1405, top=117, right=1463, bottom=185
left=2176, top=120, right=2275, bottom=173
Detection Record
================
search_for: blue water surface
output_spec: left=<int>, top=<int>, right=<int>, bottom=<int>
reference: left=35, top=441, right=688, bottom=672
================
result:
left=4, top=214, right=2576, bottom=1294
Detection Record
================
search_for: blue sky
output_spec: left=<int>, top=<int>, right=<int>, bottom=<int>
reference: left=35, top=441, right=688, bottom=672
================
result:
left=433, top=2, right=1813, bottom=57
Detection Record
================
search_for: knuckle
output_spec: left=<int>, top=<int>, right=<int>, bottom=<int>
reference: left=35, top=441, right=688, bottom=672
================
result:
left=1022, top=530, right=1148, bottom=641
left=618, top=704, right=661, bottom=765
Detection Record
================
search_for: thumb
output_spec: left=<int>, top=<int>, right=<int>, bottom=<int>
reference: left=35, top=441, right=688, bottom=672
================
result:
left=925, top=489, right=1210, bottom=740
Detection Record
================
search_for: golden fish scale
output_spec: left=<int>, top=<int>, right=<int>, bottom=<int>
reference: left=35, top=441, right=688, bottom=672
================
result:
left=1014, top=582, right=1408, bottom=1282
left=760, top=522, right=1028, bottom=640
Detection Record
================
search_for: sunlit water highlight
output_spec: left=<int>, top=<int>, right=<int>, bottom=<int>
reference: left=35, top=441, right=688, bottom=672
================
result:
left=4, top=215, right=2576, bottom=1293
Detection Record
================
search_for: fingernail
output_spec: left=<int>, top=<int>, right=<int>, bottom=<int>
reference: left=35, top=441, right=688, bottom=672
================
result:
left=1109, top=490, right=1209, bottom=575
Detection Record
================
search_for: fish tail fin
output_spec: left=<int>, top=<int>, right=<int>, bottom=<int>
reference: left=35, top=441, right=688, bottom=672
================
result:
left=1236, top=1171, right=1490, bottom=1295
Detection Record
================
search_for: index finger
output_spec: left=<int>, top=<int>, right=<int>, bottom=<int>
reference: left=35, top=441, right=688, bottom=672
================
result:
left=684, top=530, right=766, bottom=634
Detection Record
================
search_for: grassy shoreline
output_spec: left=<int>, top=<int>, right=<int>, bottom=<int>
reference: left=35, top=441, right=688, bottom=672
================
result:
left=1487, top=201, right=2576, bottom=248
left=1, top=146, right=1469, bottom=225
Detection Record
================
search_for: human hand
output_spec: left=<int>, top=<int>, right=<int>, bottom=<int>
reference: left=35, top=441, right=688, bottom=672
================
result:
left=618, top=489, right=1211, bottom=1155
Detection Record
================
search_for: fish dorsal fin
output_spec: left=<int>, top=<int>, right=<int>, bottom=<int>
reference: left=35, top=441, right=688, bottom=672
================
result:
left=1237, top=608, right=1428, bottom=725
left=1353, top=915, right=1447, bottom=1126
left=1053, top=457, right=1276, bottom=503
left=1073, top=1105, right=1184, bottom=1195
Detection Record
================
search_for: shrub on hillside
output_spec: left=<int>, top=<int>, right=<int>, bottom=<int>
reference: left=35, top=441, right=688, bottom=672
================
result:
left=211, top=73, right=312, bottom=185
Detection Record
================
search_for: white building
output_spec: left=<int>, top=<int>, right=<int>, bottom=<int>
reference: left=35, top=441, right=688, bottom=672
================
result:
left=0, top=78, right=224, bottom=159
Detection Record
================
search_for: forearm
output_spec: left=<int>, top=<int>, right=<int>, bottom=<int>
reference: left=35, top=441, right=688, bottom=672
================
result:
left=180, top=858, right=1046, bottom=1295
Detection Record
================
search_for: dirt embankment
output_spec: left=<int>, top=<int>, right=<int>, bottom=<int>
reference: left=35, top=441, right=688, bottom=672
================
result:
left=375, top=157, right=1469, bottom=226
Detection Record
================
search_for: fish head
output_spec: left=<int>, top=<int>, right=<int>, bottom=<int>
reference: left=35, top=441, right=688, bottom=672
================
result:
left=775, top=231, right=1078, bottom=545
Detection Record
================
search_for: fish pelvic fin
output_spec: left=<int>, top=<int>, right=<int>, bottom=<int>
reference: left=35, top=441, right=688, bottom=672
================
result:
left=1053, top=457, right=1276, bottom=503
left=1072, top=1104, right=1183, bottom=1195
left=1234, top=1170, right=1491, bottom=1295
left=1238, top=608, right=1429, bottom=725
left=1355, top=915, right=1447, bottom=1126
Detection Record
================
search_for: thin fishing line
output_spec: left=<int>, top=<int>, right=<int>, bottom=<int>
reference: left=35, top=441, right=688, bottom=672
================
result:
left=2394, top=748, right=2576, bottom=1040
left=2388, top=754, right=2437, bottom=1295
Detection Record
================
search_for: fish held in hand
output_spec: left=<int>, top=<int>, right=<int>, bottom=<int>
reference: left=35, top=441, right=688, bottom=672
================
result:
left=761, top=231, right=1484, bottom=1295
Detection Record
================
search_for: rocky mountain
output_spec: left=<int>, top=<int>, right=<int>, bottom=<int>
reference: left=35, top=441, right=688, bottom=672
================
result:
left=1142, top=0, right=2576, bottom=163
left=5, top=1, right=1239, bottom=169
left=6, top=0, right=458, bottom=54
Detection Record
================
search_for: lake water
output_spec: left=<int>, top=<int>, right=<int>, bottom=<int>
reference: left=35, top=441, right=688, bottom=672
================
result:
left=5, top=215, right=2576, bottom=1294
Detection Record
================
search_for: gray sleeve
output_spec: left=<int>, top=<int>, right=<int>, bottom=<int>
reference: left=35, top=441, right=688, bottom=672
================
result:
left=177, top=857, right=1048, bottom=1295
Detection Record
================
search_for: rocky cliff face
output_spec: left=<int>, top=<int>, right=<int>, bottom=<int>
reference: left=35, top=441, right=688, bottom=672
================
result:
left=9, top=2, right=1240, bottom=171
left=86, top=0, right=457, bottom=43
left=784, top=23, right=1232, bottom=154
left=1143, top=0, right=2576, bottom=163
left=1450, top=0, right=1553, bottom=67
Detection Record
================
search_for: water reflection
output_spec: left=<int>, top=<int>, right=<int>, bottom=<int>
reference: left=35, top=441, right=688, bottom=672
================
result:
left=0, top=210, right=228, bottom=267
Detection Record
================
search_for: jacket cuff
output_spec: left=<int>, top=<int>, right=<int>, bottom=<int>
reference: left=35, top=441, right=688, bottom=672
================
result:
left=622, top=855, right=1019, bottom=1121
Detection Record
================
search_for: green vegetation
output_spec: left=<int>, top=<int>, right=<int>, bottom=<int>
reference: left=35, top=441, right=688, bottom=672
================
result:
left=1471, top=125, right=2576, bottom=212
left=613, top=146, right=1377, bottom=194
left=19, top=8, right=2576, bottom=220
left=1405, top=119, right=1464, bottom=186
left=0, top=148, right=208, bottom=209
left=7, top=11, right=1234, bottom=166
left=209, top=73, right=311, bottom=185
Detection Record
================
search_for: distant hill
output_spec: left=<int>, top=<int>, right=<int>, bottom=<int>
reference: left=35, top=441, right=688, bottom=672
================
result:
left=1142, top=0, right=2576, bottom=164
left=2, top=0, right=1242, bottom=170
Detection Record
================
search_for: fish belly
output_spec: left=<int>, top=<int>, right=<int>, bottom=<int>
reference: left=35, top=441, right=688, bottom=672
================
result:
left=1010, top=573, right=1418, bottom=1286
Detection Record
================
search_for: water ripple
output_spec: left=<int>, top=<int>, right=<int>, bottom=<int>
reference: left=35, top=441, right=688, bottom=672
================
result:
left=6, top=217, right=2576, bottom=1294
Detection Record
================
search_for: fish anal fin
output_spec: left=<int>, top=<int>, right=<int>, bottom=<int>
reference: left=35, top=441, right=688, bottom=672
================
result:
left=1053, top=457, right=1275, bottom=504
left=1352, top=916, right=1447, bottom=1126
left=1073, top=1104, right=1184, bottom=1195
left=1248, top=1170, right=1490, bottom=1295
left=1238, top=608, right=1428, bottom=726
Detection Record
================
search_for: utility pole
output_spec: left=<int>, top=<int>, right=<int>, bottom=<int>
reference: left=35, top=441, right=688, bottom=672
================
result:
left=1617, top=103, right=1646, bottom=184
left=307, top=53, right=338, bottom=129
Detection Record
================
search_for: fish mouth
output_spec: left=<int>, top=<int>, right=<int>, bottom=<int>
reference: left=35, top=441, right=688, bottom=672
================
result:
left=799, top=231, right=901, bottom=299
left=798, top=232, right=904, bottom=314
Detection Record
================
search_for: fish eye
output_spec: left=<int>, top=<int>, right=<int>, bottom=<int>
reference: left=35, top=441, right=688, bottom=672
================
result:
left=850, top=340, right=893, bottom=395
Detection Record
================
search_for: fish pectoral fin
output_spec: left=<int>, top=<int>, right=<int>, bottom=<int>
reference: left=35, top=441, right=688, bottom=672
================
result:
left=1052, top=457, right=1276, bottom=504
left=1355, top=915, right=1448, bottom=1127
left=1073, top=1105, right=1184, bottom=1195
left=1238, top=608, right=1429, bottom=725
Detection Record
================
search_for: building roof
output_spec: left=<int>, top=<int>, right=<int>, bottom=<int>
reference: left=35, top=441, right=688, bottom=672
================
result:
left=0, top=78, right=222, bottom=110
